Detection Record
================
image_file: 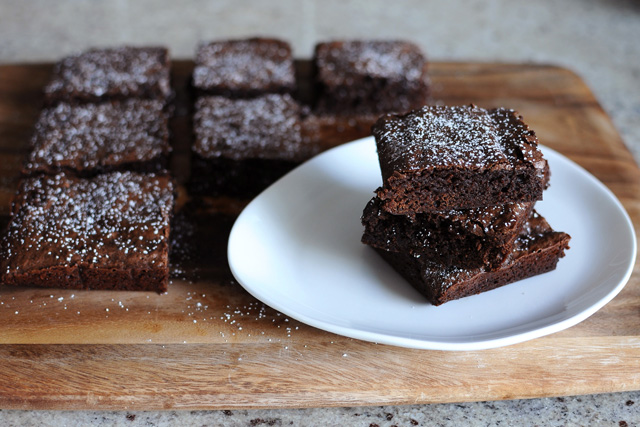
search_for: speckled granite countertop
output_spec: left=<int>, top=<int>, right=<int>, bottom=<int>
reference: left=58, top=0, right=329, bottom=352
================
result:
left=1, top=0, right=639, bottom=425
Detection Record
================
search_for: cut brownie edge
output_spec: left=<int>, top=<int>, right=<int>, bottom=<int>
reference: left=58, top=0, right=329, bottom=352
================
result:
left=3, top=266, right=169, bottom=293
left=189, top=154, right=299, bottom=198
left=23, top=158, right=170, bottom=178
left=376, top=166, right=544, bottom=214
left=361, top=195, right=534, bottom=269
left=372, top=212, right=571, bottom=306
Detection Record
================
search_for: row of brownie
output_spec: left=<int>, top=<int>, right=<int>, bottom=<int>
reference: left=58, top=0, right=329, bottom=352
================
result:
left=360, top=105, right=572, bottom=306
left=27, top=39, right=430, bottom=187
left=0, top=38, right=430, bottom=292
left=189, top=38, right=430, bottom=198
left=1, top=47, right=175, bottom=292
left=192, top=38, right=429, bottom=115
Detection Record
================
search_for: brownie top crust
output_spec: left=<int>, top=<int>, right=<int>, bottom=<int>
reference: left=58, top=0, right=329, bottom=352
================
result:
left=193, top=93, right=305, bottom=162
left=193, top=38, right=295, bottom=94
left=1, top=172, right=174, bottom=278
left=24, top=100, right=169, bottom=174
left=315, top=40, right=427, bottom=84
left=373, top=105, right=546, bottom=177
left=44, top=46, right=171, bottom=103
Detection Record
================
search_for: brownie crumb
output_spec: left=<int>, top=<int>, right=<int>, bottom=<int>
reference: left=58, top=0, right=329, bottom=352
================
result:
left=626, top=400, right=634, bottom=406
left=223, top=410, right=233, bottom=416
left=126, top=414, right=136, bottom=421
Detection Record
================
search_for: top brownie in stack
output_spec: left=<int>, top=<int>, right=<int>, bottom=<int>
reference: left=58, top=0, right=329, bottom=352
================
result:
left=314, top=40, right=429, bottom=115
left=192, top=38, right=296, bottom=97
left=44, top=46, right=172, bottom=105
left=373, top=105, right=548, bottom=214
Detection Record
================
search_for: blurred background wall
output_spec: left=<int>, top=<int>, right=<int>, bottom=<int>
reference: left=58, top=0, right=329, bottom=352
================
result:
left=1, top=0, right=639, bottom=160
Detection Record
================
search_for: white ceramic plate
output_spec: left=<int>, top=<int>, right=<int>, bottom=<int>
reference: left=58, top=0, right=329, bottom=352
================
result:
left=228, top=137, right=636, bottom=350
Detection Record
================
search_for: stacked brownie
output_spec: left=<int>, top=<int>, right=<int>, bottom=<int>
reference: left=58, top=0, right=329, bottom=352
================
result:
left=362, top=105, right=570, bottom=305
left=0, top=46, right=175, bottom=292
left=190, top=38, right=313, bottom=197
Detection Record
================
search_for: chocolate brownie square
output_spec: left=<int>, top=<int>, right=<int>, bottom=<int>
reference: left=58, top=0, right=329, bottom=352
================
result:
left=314, top=40, right=429, bottom=115
left=23, top=99, right=170, bottom=176
left=362, top=195, right=534, bottom=269
left=44, top=46, right=171, bottom=104
left=0, top=172, right=174, bottom=292
left=191, top=93, right=313, bottom=197
left=375, top=211, right=571, bottom=306
left=193, top=38, right=296, bottom=97
left=374, top=105, right=548, bottom=214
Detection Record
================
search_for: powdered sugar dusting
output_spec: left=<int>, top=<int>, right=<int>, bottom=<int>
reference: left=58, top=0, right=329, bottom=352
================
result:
left=193, top=39, right=295, bottom=93
left=193, top=94, right=304, bottom=161
left=1, top=172, right=173, bottom=278
left=317, top=40, right=426, bottom=83
left=44, top=46, right=171, bottom=102
left=375, top=105, right=509, bottom=170
left=25, top=100, right=169, bottom=174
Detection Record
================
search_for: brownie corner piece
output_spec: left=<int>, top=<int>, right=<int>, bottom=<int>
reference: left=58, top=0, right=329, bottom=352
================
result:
left=190, top=93, right=310, bottom=197
left=375, top=211, right=571, bottom=306
left=24, top=99, right=170, bottom=176
left=0, top=172, right=174, bottom=292
left=314, top=39, right=429, bottom=115
left=44, top=46, right=172, bottom=104
left=373, top=105, right=548, bottom=214
left=192, top=38, right=295, bottom=97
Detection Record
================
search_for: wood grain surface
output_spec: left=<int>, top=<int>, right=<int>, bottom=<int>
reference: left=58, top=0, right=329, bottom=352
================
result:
left=0, top=61, right=638, bottom=410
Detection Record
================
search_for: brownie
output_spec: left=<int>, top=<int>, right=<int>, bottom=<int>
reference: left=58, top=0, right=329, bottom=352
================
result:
left=374, top=105, right=548, bottom=214
left=314, top=40, right=429, bottom=115
left=44, top=46, right=171, bottom=104
left=0, top=172, right=174, bottom=292
left=191, top=93, right=313, bottom=197
left=362, top=195, right=534, bottom=269
left=192, top=38, right=296, bottom=97
left=375, top=211, right=571, bottom=306
left=23, top=100, right=170, bottom=176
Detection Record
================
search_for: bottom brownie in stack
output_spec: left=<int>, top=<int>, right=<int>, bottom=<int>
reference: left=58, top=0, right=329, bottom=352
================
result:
left=0, top=172, right=174, bottom=292
left=373, top=211, right=570, bottom=305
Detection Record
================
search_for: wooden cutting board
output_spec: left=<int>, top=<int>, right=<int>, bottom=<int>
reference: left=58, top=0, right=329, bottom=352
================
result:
left=0, top=61, right=638, bottom=410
